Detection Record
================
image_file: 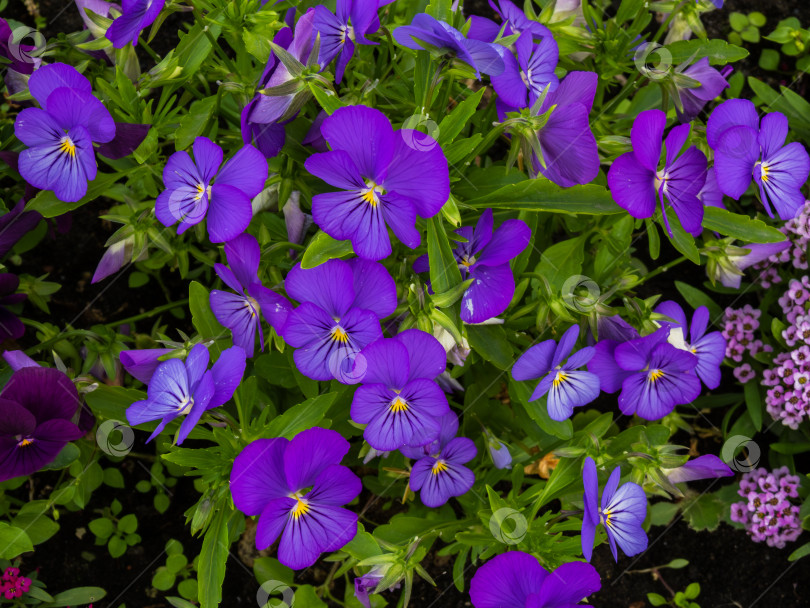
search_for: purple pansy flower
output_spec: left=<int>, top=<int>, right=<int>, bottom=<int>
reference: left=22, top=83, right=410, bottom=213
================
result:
left=230, top=427, right=361, bottom=570
left=314, top=0, right=379, bottom=83
left=608, top=109, right=707, bottom=237
left=155, top=136, right=267, bottom=243
left=354, top=566, right=391, bottom=608
left=512, top=325, right=601, bottom=421
left=0, top=367, right=85, bottom=482
left=470, top=551, right=601, bottom=608
left=654, top=300, right=726, bottom=389
left=712, top=240, right=791, bottom=289
left=14, top=63, right=115, bottom=202
left=0, top=273, right=26, bottom=343
left=414, top=208, right=531, bottom=323
left=2, top=350, right=39, bottom=371
left=106, top=0, right=165, bottom=48
left=581, top=457, right=648, bottom=562
left=283, top=258, right=395, bottom=381
left=697, top=166, right=724, bottom=209
left=467, top=0, right=553, bottom=44
left=209, top=234, right=291, bottom=358
left=708, top=100, right=810, bottom=221
left=403, top=412, right=477, bottom=507
left=587, top=329, right=701, bottom=420
left=0, top=18, right=40, bottom=95
left=664, top=454, right=733, bottom=484
left=491, top=31, right=559, bottom=109
left=0, top=200, right=42, bottom=258
left=485, top=430, right=512, bottom=469
left=393, top=13, right=505, bottom=78
left=120, top=348, right=175, bottom=384
left=351, top=329, right=450, bottom=451
left=304, top=105, right=449, bottom=260
left=674, top=58, right=731, bottom=123
left=126, top=344, right=246, bottom=444
left=525, top=71, right=600, bottom=187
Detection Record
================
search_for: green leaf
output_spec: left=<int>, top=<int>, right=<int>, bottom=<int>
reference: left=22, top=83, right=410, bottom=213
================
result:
left=665, top=39, right=748, bottom=64
left=174, top=22, right=221, bottom=82
left=310, top=84, right=346, bottom=115
left=466, top=324, right=514, bottom=370
left=198, top=508, right=229, bottom=608
left=152, top=567, right=177, bottom=591
left=12, top=507, right=59, bottom=545
left=533, top=453, right=582, bottom=508
left=103, top=467, right=126, bottom=489
left=43, top=587, right=106, bottom=607
left=437, top=88, right=485, bottom=145
left=108, top=535, right=128, bottom=558
left=465, top=179, right=621, bottom=214
left=770, top=442, right=810, bottom=455
left=264, top=393, right=337, bottom=439
left=667, top=558, right=690, bottom=569
left=0, top=522, right=34, bottom=558
left=26, top=172, right=122, bottom=218
left=293, top=585, right=327, bottom=608
left=649, top=501, right=680, bottom=527
left=702, top=207, right=787, bottom=243
left=300, top=230, right=354, bottom=269
left=648, top=592, right=668, bottom=606
left=175, top=96, right=217, bottom=151
left=166, top=553, right=189, bottom=573
left=788, top=541, right=810, bottom=561
left=511, top=380, right=573, bottom=440
left=132, top=127, right=159, bottom=164
left=89, top=518, right=114, bottom=539
left=674, top=282, right=723, bottom=319
left=41, top=442, right=81, bottom=470
left=154, top=492, right=171, bottom=513
left=178, top=579, right=198, bottom=601
left=167, top=596, right=198, bottom=608
left=427, top=216, right=462, bottom=295
left=254, top=557, right=294, bottom=586
left=118, top=513, right=138, bottom=534
left=759, top=48, right=780, bottom=70
left=744, top=381, right=763, bottom=432
left=682, top=492, right=724, bottom=532
left=189, top=281, right=227, bottom=348
left=534, top=237, right=585, bottom=292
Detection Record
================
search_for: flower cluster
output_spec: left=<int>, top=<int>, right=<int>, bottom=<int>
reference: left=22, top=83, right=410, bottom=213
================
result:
left=763, top=350, right=810, bottom=429
left=722, top=305, right=769, bottom=366
left=730, top=467, right=802, bottom=548
left=0, top=567, right=31, bottom=600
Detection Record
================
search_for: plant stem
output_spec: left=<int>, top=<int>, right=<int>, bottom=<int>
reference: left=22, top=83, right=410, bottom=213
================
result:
left=638, top=255, right=688, bottom=284
left=105, top=298, right=190, bottom=328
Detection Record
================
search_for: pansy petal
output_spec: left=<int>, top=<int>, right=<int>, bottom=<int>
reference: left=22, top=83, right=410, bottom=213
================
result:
left=469, top=552, right=547, bottom=608
left=395, top=329, right=447, bottom=381
left=210, top=290, right=258, bottom=357
left=418, top=460, right=475, bottom=507
left=309, top=464, right=362, bottom=505
left=346, top=258, right=396, bottom=318
left=475, top=219, right=531, bottom=267
left=216, top=144, right=267, bottom=198
left=224, top=233, right=261, bottom=289
left=357, top=338, right=410, bottom=388
left=608, top=152, right=656, bottom=218
left=284, top=427, right=350, bottom=492
left=255, top=496, right=295, bottom=550
left=28, top=62, right=90, bottom=106
left=533, top=561, right=601, bottom=607
left=285, top=259, right=355, bottom=319
left=192, top=136, right=223, bottom=184
left=513, top=340, right=556, bottom=381
left=321, top=105, right=395, bottom=181
left=209, top=346, right=247, bottom=408
left=631, top=110, right=665, bottom=172
left=207, top=183, right=254, bottom=243
left=304, top=149, right=366, bottom=190
left=706, top=98, right=758, bottom=149
left=535, top=103, right=599, bottom=187
left=383, top=132, right=449, bottom=218
left=461, top=263, right=515, bottom=323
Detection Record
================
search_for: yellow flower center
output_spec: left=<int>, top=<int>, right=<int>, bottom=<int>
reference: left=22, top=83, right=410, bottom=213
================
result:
left=177, top=396, right=195, bottom=415
left=432, top=460, right=448, bottom=475
left=17, top=437, right=34, bottom=448
left=361, top=181, right=384, bottom=207
left=389, top=396, right=409, bottom=413
left=648, top=369, right=665, bottom=382
left=331, top=326, right=349, bottom=343
left=291, top=496, right=310, bottom=519
left=552, top=371, right=568, bottom=387
left=59, top=136, right=76, bottom=157
left=761, top=163, right=770, bottom=182
left=244, top=296, right=260, bottom=318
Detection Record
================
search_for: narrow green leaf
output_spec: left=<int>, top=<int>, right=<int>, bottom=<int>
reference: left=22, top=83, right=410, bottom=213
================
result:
left=702, top=207, right=787, bottom=243
left=465, top=179, right=621, bottom=215
left=300, top=230, right=354, bottom=269
left=427, top=216, right=462, bottom=295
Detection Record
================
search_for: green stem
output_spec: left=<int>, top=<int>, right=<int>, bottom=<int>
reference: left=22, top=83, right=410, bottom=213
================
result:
left=104, top=298, right=190, bottom=328
left=140, top=40, right=161, bottom=62
left=601, top=72, right=641, bottom=115
left=639, top=255, right=687, bottom=284
left=652, top=0, right=688, bottom=44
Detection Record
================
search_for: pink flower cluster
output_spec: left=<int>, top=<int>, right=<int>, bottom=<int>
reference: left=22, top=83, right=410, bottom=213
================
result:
left=722, top=306, right=770, bottom=382
left=0, top=567, right=31, bottom=600
left=779, top=276, right=810, bottom=347
left=730, top=467, right=802, bottom=548
left=763, top=349, right=810, bottom=429
left=751, top=199, right=810, bottom=287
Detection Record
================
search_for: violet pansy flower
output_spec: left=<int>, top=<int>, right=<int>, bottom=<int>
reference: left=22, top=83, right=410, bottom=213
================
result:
left=209, top=233, right=291, bottom=358
left=467, top=0, right=553, bottom=44
left=393, top=13, right=505, bottom=78
left=608, top=109, right=707, bottom=237
left=126, top=344, right=246, bottom=444
left=470, top=551, right=601, bottom=608
left=414, top=208, right=531, bottom=323
left=581, top=457, right=648, bottom=562
left=711, top=240, right=791, bottom=289
left=674, top=58, right=731, bottom=123
left=0, top=367, right=85, bottom=482
left=654, top=300, right=726, bottom=389
left=351, top=329, right=450, bottom=451
left=588, top=328, right=701, bottom=420
left=0, top=273, right=27, bottom=343
left=14, top=63, right=115, bottom=202
left=230, top=427, right=361, bottom=570
left=120, top=348, right=175, bottom=384
left=283, top=258, right=395, bottom=381
left=512, top=325, right=600, bottom=421
left=664, top=454, right=733, bottom=484
left=402, top=412, right=477, bottom=507
left=155, top=136, right=267, bottom=243
left=708, top=100, right=810, bottom=221
left=304, top=105, right=449, bottom=261
left=106, top=0, right=165, bottom=48
left=314, top=0, right=379, bottom=83
left=491, top=31, right=559, bottom=109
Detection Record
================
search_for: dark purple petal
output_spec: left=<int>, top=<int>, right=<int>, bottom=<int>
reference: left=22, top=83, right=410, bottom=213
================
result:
left=1, top=350, right=39, bottom=372
left=209, top=346, right=246, bottom=408
left=532, top=561, right=601, bottom=608
left=547, top=369, right=600, bottom=420
left=0, top=367, right=81, bottom=424
left=346, top=258, right=397, bottom=319
left=106, top=0, right=165, bottom=48
left=119, top=348, right=174, bottom=384
left=27, top=63, right=90, bottom=106
left=224, top=233, right=260, bottom=289
left=309, top=463, right=362, bottom=505
left=395, top=329, right=447, bottom=381
left=206, top=183, right=253, bottom=243
left=210, top=290, right=260, bottom=357
left=96, top=122, right=151, bottom=160
left=666, top=454, right=733, bottom=484
left=216, top=144, right=267, bottom=198
left=231, top=438, right=290, bottom=514
left=45, top=87, right=115, bottom=143
left=383, top=130, right=449, bottom=218
left=469, top=552, right=547, bottom=608
left=415, top=458, right=475, bottom=507
left=535, top=102, right=599, bottom=187
left=250, top=282, right=291, bottom=332
left=380, top=192, right=421, bottom=251
left=586, top=340, right=632, bottom=393
left=284, top=427, right=350, bottom=492
left=631, top=109, right=665, bottom=172
left=305, top=149, right=366, bottom=190
left=357, top=338, right=410, bottom=388
left=475, top=218, right=531, bottom=267
left=462, top=263, right=515, bottom=323
left=321, top=105, right=395, bottom=181
left=255, top=496, right=295, bottom=550
left=285, top=260, right=355, bottom=319
left=608, top=152, right=656, bottom=219
left=513, top=340, right=556, bottom=381
left=706, top=98, right=758, bottom=149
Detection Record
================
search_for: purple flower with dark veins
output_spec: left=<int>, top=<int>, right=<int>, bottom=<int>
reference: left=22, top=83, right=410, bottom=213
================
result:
left=402, top=412, right=477, bottom=507
left=393, top=13, right=505, bottom=78
left=14, top=63, right=115, bottom=202
left=314, top=0, right=380, bottom=83
left=0, top=367, right=85, bottom=482
left=351, top=329, right=450, bottom=451
left=304, top=105, right=449, bottom=260
left=708, top=99, right=810, bottom=221
left=491, top=31, right=559, bottom=109
left=654, top=300, right=726, bottom=389
left=283, top=258, right=395, bottom=381
left=126, top=344, right=246, bottom=444
left=581, top=457, right=648, bottom=562
left=106, top=0, right=165, bottom=48
left=467, top=0, right=553, bottom=44
left=230, top=427, right=361, bottom=570
left=209, top=234, right=291, bottom=358
left=155, top=136, right=267, bottom=243
left=608, top=109, right=707, bottom=237
left=512, top=325, right=600, bottom=421
left=414, top=208, right=531, bottom=323
left=470, top=551, right=601, bottom=608
left=674, top=58, right=731, bottom=123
